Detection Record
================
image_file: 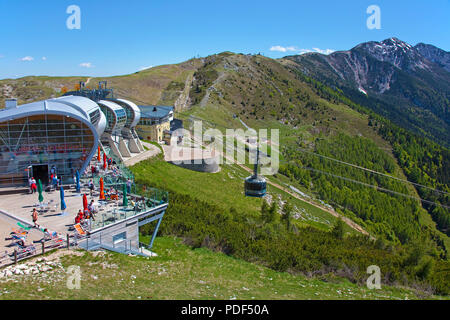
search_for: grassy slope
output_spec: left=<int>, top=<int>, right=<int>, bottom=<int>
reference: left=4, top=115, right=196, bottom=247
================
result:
left=0, top=76, right=90, bottom=106
left=178, top=53, right=446, bottom=244
left=1, top=52, right=448, bottom=295
left=92, top=59, right=202, bottom=105
left=131, top=157, right=350, bottom=233
left=0, top=58, right=203, bottom=108
left=1, top=236, right=443, bottom=300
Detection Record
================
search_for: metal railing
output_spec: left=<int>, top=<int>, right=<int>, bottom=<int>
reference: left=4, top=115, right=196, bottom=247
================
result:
left=78, top=235, right=144, bottom=256
left=0, top=235, right=71, bottom=268
left=88, top=183, right=168, bottom=231
left=80, top=148, right=135, bottom=186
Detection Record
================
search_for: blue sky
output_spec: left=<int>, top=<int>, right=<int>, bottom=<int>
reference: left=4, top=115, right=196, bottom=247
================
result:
left=0, top=0, right=448, bottom=79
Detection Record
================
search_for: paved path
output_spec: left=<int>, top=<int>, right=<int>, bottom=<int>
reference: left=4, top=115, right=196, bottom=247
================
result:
left=0, top=214, right=43, bottom=252
left=0, top=187, right=85, bottom=237
left=123, top=142, right=161, bottom=167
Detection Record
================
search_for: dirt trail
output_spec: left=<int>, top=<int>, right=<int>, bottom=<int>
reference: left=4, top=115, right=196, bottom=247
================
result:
left=200, top=72, right=226, bottom=107
left=175, top=73, right=194, bottom=111
left=237, top=162, right=369, bottom=235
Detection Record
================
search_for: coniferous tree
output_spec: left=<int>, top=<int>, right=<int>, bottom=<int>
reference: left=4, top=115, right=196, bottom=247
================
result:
left=332, top=218, right=345, bottom=240
left=267, top=201, right=277, bottom=224
left=261, top=199, right=269, bottom=223
left=282, top=202, right=293, bottom=231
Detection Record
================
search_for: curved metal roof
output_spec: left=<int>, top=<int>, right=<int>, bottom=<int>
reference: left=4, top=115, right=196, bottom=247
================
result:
left=96, top=109, right=108, bottom=136
left=112, top=98, right=141, bottom=128
left=98, top=100, right=124, bottom=112
left=139, top=105, right=173, bottom=119
left=1, top=97, right=89, bottom=123
left=0, top=97, right=103, bottom=175
left=0, top=96, right=107, bottom=138
left=50, top=95, right=101, bottom=119
left=98, top=100, right=127, bottom=132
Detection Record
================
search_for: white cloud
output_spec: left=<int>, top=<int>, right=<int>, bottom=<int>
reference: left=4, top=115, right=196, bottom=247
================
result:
left=299, top=48, right=335, bottom=55
left=270, top=45, right=335, bottom=55
left=298, top=49, right=314, bottom=54
left=20, top=56, right=34, bottom=61
left=42, top=56, right=47, bottom=61
left=312, top=48, right=335, bottom=55
left=139, top=65, right=153, bottom=71
left=270, top=45, right=298, bottom=53
left=79, top=62, right=94, bottom=68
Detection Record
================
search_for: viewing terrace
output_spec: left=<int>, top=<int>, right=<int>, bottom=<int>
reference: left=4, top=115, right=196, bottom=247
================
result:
left=0, top=144, right=168, bottom=265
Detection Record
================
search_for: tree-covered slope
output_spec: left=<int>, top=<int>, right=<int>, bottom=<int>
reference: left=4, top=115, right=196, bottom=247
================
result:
left=281, top=38, right=450, bottom=148
left=180, top=52, right=448, bottom=254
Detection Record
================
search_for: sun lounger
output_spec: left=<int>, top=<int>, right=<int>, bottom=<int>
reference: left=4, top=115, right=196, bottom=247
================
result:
left=10, top=228, right=28, bottom=237
left=11, top=234, right=26, bottom=242
left=73, top=223, right=86, bottom=236
left=17, top=222, right=32, bottom=231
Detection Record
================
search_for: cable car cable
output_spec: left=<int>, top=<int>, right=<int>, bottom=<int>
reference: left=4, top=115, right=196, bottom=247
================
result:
left=301, top=166, right=450, bottom=210
left=296, top=147, right=449, bottom=196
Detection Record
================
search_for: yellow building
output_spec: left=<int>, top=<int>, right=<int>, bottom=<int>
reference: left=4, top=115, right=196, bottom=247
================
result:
left=136, top=106, right=173, bottom=142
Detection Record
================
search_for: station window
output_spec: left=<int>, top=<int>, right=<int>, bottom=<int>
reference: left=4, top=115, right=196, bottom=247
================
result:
left=113, top=232, right=127, bottom=244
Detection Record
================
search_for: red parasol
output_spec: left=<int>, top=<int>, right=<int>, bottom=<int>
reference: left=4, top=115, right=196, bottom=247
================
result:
left=99, top=177, right=105, bottom=200
left=103, top=153, right=107, bottom=170
left=97, top=146, right=101, bottom=162
left=82, top=193, right=88, bottom=211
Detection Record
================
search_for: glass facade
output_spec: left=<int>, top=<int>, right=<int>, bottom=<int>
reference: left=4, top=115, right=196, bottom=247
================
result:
left=89, top=109, right=101, bottom=125
left=100, top=105, right=116, bottom=133
left=139, top=115, right=170, bottom=126
left=100, top=105, right=127, bottom=134
left=0, top=114, right=95, bottom=186
left=116, top=102, right=135, bottom=127
left=116, top=109, right=127, bottom=128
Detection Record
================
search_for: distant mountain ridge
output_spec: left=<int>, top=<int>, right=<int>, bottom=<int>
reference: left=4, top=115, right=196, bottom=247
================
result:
left=282, top=37, right=450, bottom=147
left=415, top=42, right=450, bottom=72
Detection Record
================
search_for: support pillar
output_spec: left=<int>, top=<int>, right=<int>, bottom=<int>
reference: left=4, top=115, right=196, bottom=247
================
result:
left=149, top=211, right=165, bottom=249
left=119, top=137, right=132, bottom=157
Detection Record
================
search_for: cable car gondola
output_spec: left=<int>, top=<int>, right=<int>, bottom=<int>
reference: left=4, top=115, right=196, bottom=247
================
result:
left=245, top=146, right=267, bottom=197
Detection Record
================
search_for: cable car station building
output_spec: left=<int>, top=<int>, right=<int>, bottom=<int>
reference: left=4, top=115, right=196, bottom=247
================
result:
left=0, top=83, right=168, bottom=256
left=0, top=96, right=106, bottom=187
left=0, top=82, right=145, bottom=187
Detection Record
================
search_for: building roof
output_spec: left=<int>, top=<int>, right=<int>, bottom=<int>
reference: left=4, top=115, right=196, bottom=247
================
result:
left=139, top=105, right=173, bottom=119
left=111, top=99, right=141, bottom=128
left=0, top=96, right=107, bottom=137
left=0, top=96, right=95, bottom=123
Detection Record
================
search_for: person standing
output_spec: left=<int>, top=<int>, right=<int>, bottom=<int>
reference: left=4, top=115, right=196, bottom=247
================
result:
left=30, top=177, right=37, bottom=194
left=28, top=177, right=33, bottom=194
left=52, top=175, right=58, bottom=190
left=89, top=180, right=95, bottom=197
left=32, top=208, right=39, bottom=228
left=127, top=179, right=132, bottom=194
left=87, top=200, right=96, bottom=221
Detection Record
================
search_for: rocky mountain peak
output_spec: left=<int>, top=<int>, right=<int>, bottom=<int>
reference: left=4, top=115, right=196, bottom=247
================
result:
left=354, top=38, right=428, bottom=70
left=415, top=43, right=450, bottom=72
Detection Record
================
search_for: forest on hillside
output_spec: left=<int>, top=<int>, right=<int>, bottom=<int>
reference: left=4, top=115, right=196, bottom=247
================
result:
left=290, top=71, right=450, bottom=238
